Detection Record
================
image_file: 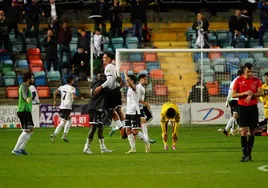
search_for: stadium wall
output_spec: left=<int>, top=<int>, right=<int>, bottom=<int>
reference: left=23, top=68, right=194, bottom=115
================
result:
left=0, top=103, right=265, bottom=128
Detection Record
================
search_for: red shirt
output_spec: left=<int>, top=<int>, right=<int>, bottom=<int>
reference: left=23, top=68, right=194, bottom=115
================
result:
left=233, top=75, right=262, bottom=106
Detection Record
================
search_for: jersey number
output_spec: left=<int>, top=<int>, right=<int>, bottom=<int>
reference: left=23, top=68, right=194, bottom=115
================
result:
left=63, top=91, right=67, bottom=100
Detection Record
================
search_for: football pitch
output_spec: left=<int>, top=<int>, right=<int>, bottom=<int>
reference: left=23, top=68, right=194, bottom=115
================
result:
left=0, top=126, right=268, bottom=188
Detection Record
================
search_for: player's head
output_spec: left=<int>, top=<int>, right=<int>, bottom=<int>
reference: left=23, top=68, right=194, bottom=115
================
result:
left=126, top=75, right=137, bottom=86
left=243, top=63, right=253, bottom=78
left=138, top=74, right=148, bottom=86
left=66, top=75, right=74, bottom=85
left=166, top=108, right=176, bottom=119
left=23, top=72, right=34, bottom=85
left=102, top=52, right=114, bottom=67
left=237, top=69, right=243, bottom=76
left=265, top=72, right=268, bottom=83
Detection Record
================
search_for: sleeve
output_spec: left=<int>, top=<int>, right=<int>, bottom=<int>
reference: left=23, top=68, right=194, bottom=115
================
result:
left=57, top=86, right=62, bottom=93
left=21, top=85, right=29, bottom=100
left=101, top=66, right=113, bottom=88
left=71, top=87, right=76, bottom=94
left=226, top=81, right=234, bottom=102
left=232, top=78, right=239, bottom=92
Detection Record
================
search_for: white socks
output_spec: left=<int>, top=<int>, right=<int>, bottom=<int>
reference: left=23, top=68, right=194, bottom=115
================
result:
left=137, top=132, right=149, bottom=144
left=114, top=120, right=123, bottom=129
left=53, top=120, right=65, bottom=136
left=84, top=138, right=90, bottom=150
left=225, top=117, right=236, bottom=132
left=127, top=134, right=136, bottom=150
left=19, top=132, right=33, bottom=150
left=141, top=123, right=149, bottom=140
left=64, top=120, right=71, bottom=135
left=14, top=131, right=28, bottom=151
left=99, top=139, right=106, bottom=150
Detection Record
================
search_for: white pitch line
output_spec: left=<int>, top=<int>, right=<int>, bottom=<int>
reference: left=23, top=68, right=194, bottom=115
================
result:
left=258, top=165, right=268, bottom=172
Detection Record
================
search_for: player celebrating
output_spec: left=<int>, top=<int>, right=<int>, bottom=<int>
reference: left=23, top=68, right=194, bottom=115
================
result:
left=224, top=69, right=243, bottom=136
left=259, top=72, right=268, bottom=135
left=50, top=75, right=83, bottom=143
left=232, top=63, right=262, bottom=162
left=124, top=71, right=150, bottom=154
left=160, top=102, right=180, bottom=150
left=136, top=74, right=156, bottom=143
left=12, top=72, right=35, bottom=155
left=83, top=73, right=113, bottom=154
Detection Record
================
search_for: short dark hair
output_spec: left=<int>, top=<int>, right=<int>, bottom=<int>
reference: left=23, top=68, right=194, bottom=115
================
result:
left=23, top=72, right=33, bottom=82
left=166, top=108, right=176, bottom=119
left=243, top=63, right=253, bottom=70
left=138, top=74, right=147, bottom=81
left=265, top=72, right=268, bottom=77
left=237, top=69, right=243, bottom=76
left=106, top=52, right=115, bottom=60
left=128, top=75, right=137, bottom=84
left=66, top=75, right=74, bottom=84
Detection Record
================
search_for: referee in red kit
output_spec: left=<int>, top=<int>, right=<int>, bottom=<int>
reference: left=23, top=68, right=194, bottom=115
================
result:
left=232, top=63, right=262, bottom=162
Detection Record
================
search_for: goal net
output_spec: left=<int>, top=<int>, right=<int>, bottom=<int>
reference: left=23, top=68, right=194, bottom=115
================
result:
left=115, top=48, right=268, bottom=105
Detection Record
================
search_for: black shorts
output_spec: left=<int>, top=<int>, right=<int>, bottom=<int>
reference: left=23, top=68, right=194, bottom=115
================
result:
left=17, top=111, right=34, bottom=130
left=238, top=105, right=258, bottom=129
left=125, top=114, right=141, bottom=129
left=88, top=109, right=106, bottom=124
left=229, top=100, right=239, bottom=115
left=140, top=106, right=153, bottom=122
left=60, top=109, right=72, bottom=120
left=106, top=87, right=122, bottom=109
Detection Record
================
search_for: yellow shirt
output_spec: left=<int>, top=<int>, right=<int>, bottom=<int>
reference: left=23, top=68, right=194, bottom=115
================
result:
left=260, top=83, right=268, bottom=108
left=161, top=102, right=180, bottom=119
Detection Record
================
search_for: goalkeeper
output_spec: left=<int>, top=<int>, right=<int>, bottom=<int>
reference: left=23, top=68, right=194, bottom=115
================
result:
left=160, top=102, right=180, bottom=150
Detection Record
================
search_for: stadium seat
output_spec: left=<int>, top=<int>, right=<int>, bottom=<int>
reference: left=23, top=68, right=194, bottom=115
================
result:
left=34, top=71, right=46, bottom=86
left=138, top=70, right=148, bottom=76
left=11, top=39, right=24, bottom=53
left=16, top=60, right=29, bottom=69
left=29, top=60, right=44, bottom=72
left=226, top=58, right=240, bottom=73
left=203, top=69, right=214, bottom=83
left=120, top=62, right=132, bottom=72
left=126, top=37, right=138, bottom=49
left=206, top=81, right=219, bottom=96
left=28, top=48, right=41, bottom=60
left=222, top=46, right=235, bottom=59
left=36, top=86, right=50, bottom=98
left=111, top=37, right=124, bottom=49
left=1, top=60, right=13, bottom=74
left=47, top=71, right=61, bottom=81
left=6, top=86, right=19, bottom=98
left=150, top=69, right=164, bottom=79
left=248, top=39, right=260, bottom=48
left=3, top=71, right=16, bottom=86
left=154, top=84, right=168, bottom=96
left=220, top=81, right=231, bottom=96
left=197, top=58, right=211, bottom=72
left=254, top=57, right=268, bottom=69
left=17, top=75, right=23, bottom=85
left=208, top=30, right=217, bottom=46
left=213, top=58, right=225, bottom=73
left=0, top=54, right=11, bottom=61
left=146, top=62, right=160, bottom=72
left=209, top=51, right=222, bottom=60
left=216, top=30, right=229, bottom=41
left=259, top=68, right=268, bottom=77
left=144, top=53, right=158, bottom=62
left=240, top=58, right=254, bottom=65
left=129, top=53, right=143, bottom=62
left=25, top=38, right=38, bottom=51
left=133, top=62, right=146, bottom=73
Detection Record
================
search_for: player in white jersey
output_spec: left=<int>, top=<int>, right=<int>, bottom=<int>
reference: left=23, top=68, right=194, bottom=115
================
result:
left=223, top=69, right=243, bottom=136
left=124, top=71, right=150, bottom=154
left=136, top=74, right=156, bottom=144
left=50, top=75, right=83, bottom=143
left=94, top=53, right=125, bottom=137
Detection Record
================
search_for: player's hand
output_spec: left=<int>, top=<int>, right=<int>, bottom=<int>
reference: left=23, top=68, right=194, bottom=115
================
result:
left=245, top=90, right=253, bottom=96
left=26, top=97, right=31, bottom=103
left=94, top=86, right=102, bottom=95
left=244, top=95, right=252, bottom=104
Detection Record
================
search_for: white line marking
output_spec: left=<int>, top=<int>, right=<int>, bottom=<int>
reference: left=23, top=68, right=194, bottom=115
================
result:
left=258, top=165, right=268, bottom=172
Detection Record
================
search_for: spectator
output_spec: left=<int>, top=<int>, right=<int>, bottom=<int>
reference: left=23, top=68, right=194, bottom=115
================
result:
left=0, top=10, right=9, bottom=50
left=77, top=30, right=90, bottom=53
left=131, top=0, right=147, bottom=44
left=45, top=0, right=61, bottom=34
left=241, top=0, right=255, bottom=39
left=7, top=0, right=21, bottom=39
left=228, top=9, right=247, bottom=47
left=192, top=13, right=210, bottom=48
left=92, top=0, right=108, bottom=34
left=71, top=48, right=90, bottom=81
left=258, top=0, right=268, bottom=46
left=188, top=79, right=209, bottom=103
left=23, top=0, right=44, bottom=36
left=58, top=21, right=72, bottom=68
left=93, top=28, right=103, bottom=57
left=43, top=29, right=59, bottom=72
left=110, top=0, right=123, bottom=37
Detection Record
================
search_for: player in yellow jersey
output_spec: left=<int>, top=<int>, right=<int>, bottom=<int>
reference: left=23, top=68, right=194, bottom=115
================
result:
left=259, top=72, right=268, bottom=135
left=160, top=102, right=180, bottom=150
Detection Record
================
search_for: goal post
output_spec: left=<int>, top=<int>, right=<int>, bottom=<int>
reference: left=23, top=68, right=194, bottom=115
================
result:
left=115, top=48, right=268, bottom=106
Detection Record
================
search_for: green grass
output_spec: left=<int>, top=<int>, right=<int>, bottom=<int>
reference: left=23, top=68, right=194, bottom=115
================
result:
left=0, top=126, right=268, bottom=188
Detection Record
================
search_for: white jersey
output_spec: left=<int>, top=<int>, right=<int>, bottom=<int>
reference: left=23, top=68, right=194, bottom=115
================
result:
left=126, top=87, right=140, bottom=115
left=136, top=83, right=145, bottom=108
left=58, top=84, right=76, bottom=110
left=29, top=85, right=40, bottom=104
left=101, top=63, right=120, bottom=89
left=226, top=76, right=239, bottom=102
